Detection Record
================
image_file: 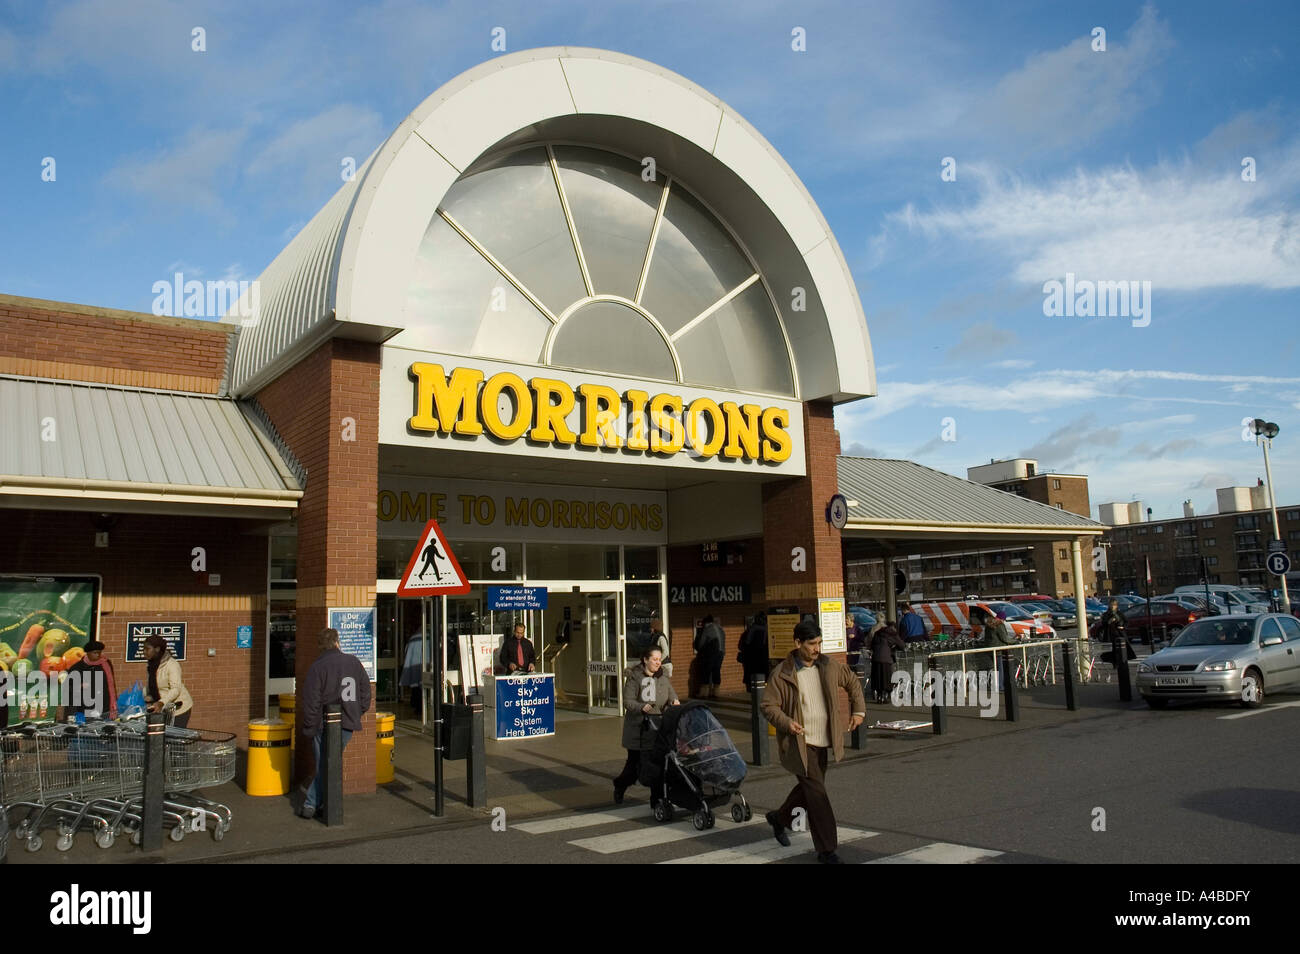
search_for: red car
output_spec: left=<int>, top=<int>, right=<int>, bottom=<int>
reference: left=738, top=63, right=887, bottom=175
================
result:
left=1089, top=601, right=1199, bottom=642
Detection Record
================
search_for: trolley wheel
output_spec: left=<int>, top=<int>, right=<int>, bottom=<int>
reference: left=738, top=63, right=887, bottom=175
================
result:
left=56, top=832, right=74, bottom=852
left=212, top=824, right=225, bottom=842
left=705, top=811, right=715, bottom=829
left=692, top=808, right=710, bottom=831
left=743, top=805, right=753, bottom=822
left=26, top=835, right=42, bottom=853
left=652, top=800, right=672, bottom=823
left=731, top=804, right=745, bottom=824
left=95, top=830, right=116, bottom=850
left=169, top=825, right=185, bottom=843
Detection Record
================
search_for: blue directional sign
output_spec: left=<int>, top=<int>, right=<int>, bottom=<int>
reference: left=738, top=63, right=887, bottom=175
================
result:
left=1266, top=552, right=1291, bottom=576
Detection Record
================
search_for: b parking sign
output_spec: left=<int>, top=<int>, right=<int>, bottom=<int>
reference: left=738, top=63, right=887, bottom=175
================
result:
left=1266, top=551, right=1291, bottom=576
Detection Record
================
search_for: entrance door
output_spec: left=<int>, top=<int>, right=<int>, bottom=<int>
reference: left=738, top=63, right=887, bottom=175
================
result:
left=585, top=592, right=623, bottom=715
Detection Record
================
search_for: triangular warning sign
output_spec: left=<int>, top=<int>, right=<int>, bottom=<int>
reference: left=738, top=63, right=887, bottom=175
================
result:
left=396, top=519, right=471, bottom=597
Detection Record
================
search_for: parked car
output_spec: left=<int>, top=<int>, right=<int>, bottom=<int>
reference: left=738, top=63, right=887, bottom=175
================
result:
left=1014, top=601, right=1056, bottom=626
left=1039, top=600, right=1087, bottom=628
left=1059, top=598, right=1105, bottom=623
left=1173, top=585, right=1269, bottom=614
left=1093, top=600, right=1200, bottom=643
left=1155, top=593, right=1227, bottom=615
left=1110, top=595, right=1147, bottom=610
left=1004, top=593, right=1053, bottom=603
left=1137, top=613, right=1300, bottom=708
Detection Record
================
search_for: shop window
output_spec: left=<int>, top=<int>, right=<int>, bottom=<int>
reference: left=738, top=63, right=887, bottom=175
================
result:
left=624, top=546, right=661, bottom=580
left=625, top=583, right=663, bottom=658
left=377, top=538, right=419, bottom=580
left=526, top=543, right=620, bottom=581
left=270, top=534, right=297, bottom=581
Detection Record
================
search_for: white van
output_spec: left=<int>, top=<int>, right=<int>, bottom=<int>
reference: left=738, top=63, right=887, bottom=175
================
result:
left=1172, top=585, right=1268, bottom=614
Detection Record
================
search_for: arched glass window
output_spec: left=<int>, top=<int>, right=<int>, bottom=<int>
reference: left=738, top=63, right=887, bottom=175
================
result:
left=399, top=144, right=796, bottom=397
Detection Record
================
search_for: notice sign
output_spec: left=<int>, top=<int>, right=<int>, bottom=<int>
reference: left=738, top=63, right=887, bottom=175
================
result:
left=329, top=607, right=377, bottom=682
left=494, top=673, right=555, bottom=740
left=236, top=625, right=253, bottom=649
left=488, top=586, right=548, bottom=610
left=126, top=622, right=186, bottom=662
left=819, top=598, right=846, bottom=653
left=767, top=606, right=800, bottom=650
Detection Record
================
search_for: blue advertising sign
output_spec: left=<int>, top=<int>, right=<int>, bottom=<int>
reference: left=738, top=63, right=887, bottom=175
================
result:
left=236, top=625, right=253, bottom=649
left=126, top=622, right=186, bottom=662
left=328, top=607, right=377, bottom=682
left=494, top=674, right=555, bottom=740
left=488, top=586, right=549, bottom=611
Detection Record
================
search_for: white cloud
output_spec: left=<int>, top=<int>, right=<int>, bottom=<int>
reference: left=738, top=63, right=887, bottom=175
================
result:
left=245, top=105, right=387, bottom=181
left=107, top=127, right=251, bottom=223
left=992, top=359, right=1034, bottom=369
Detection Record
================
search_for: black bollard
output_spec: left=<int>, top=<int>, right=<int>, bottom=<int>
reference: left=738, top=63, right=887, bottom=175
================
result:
left=140, top=714, right=166, bottom=851
left=931, top=700, right=947, bottom=735
left=1113, top=638, right=1133, bottom=702
left=1061, top=641, right=1078, bottom=711
left=1001, top=653, right=1020, bottom=722
left=322, top=704, right=343, bottom=827
left=850, top=672, right=870, bottom=750
left=466, top=691, right=486, bottom=808
left=749, top=675, right=769, bottom=765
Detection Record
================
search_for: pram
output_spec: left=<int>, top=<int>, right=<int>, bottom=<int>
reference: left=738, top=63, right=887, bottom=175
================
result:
left=640, top=700, right=750, bottom=831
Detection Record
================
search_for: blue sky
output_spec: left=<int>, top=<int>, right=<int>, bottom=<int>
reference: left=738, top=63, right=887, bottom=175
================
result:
left=2, top=1, right=1298, bottom=520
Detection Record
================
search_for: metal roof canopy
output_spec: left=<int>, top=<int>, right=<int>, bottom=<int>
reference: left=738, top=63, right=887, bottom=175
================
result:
left=0, top=375, right=303, bottom=519
left=838, top=457, right=1105, bottom=559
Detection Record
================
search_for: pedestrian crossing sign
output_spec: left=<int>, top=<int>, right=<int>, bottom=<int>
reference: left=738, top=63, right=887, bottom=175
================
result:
left=396, top=519, right=471, bottom=597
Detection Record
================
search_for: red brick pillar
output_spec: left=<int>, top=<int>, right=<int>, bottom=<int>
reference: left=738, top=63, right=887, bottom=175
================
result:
left=761, top=402, right=850, bottom=717
left=257, top=338, right=380, bottom=795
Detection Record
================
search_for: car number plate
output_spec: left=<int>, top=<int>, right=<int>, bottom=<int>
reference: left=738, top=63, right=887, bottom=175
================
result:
left=1155, top=676, right=1192, bottom=686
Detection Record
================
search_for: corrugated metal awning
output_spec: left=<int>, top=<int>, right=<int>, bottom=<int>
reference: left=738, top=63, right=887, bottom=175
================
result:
left=0, top=376, right=303, bottom=515
left=838, top=457, right=1104, bottom=542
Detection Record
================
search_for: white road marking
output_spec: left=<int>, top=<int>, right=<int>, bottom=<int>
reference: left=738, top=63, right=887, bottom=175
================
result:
left=512, top=804, right=648, bottom=834
left=570, top=817, right=760, bottom=853
left=661, top=827, right=877, bottom=864
left=1217, top=700, right=1300, bottom=720
left=864, top=842, right=1003, bottom=864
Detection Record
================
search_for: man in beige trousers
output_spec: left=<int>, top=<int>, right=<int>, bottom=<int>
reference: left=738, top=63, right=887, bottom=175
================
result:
left=761, top=618, right=866, bottom=864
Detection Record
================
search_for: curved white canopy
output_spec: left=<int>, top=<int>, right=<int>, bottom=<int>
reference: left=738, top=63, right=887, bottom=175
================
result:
left=224, top=47, right=875, bottom=405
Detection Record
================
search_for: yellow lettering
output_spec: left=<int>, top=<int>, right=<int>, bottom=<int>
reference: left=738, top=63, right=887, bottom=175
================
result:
left=722, top=402, right=762, bottom=460
left=648, top=505, right=663, bottom=532
left=685, top=398, right=725, bottom=458
left=578, top=384, right=623, bottom=448
left=649, top=394, right=684, bottom=454
left=529, top=377, right=577, bottom=444
left=377, top=491, right=398, bottom=521
left=481, top=372, right=533, bottom=440
left=506, top=497, right=530, bottom=526
left=761, top=407, right=792, bottom=463
left=409, top=363, right=484, bottom=435
left=624, top=389, right=650, bottom=451
left=400, top=492, right=427, bottom=523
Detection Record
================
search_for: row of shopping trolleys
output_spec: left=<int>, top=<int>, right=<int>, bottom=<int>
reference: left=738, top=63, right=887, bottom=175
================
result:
left=1, top=718, right=236, bottom=852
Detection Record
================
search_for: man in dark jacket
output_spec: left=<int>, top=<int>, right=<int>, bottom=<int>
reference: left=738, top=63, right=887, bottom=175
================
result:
left=498, top=623, right=537, bottom=674
left=761, top=620, right=866, bottom=864
left=299, top=628, right=372, bottom=819
left=738, top=612, right=768, bottom=692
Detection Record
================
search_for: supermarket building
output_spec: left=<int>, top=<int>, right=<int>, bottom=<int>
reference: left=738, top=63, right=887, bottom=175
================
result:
left=0, top=48, right=1102, bottom=793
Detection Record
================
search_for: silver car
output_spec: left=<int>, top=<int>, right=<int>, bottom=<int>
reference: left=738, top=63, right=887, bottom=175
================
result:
left=1137, top=613, right=1300, bottom=709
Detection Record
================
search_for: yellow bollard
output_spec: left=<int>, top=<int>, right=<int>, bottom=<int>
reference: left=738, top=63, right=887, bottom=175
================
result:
left=376, top=711, right=395, bottom=784
left=246, top=719, right=292, bottom=796
left=278, top=693, right=296, bottom=749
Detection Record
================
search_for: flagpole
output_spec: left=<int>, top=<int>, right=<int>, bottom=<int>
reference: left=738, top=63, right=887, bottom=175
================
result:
left=1145, top=556, right=1153, bottom=648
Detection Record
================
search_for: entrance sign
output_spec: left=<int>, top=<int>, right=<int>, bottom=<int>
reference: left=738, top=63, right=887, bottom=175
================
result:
left=494, top=673, right=555, bottom=739
left=396, top=519, right=470, bottom=596
left=818, top=598, right=846, bottom=653
left=488, top=586, right=548, bottom=610
left=126, top=622, right=186, bottom=662
left=328, top=607, right=377, bottom=682
left=587, top=659, right=619, bottom=676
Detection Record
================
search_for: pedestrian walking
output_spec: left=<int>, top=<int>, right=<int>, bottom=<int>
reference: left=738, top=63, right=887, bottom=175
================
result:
left=737, top=611, right=768, bottom=692
left=1098, top=599, right=1137, bottom=664
left=761, top=619, right=866, bottom=864
left=981, top=610, right=1018, bottom=688
left=399, top=627, right=423, bottom=717
left=869, top=622, right=904, bottom=703
left=612, top=646, right=679, bottom=804
left=899, top=604, right=927, bottom=642
left=142, top=634, right=193, bottom=728
left=693, top=615, right=725, bottom=698
left=298, top=627, right=372, bottom=820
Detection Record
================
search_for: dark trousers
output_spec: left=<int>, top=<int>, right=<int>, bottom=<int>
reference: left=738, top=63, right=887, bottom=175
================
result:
left=776, top=745, right=836, bottom=854
left=613, top=749, right=664, bottom=801
left=173, top=710, right=191, bottom=729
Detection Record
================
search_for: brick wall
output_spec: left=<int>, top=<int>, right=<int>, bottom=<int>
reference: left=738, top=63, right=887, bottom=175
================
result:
left=0, top=509, right=267, bottom=741
left=0, top=294, right=232, bottom=393
left=257, top=338, right=380, bottom=794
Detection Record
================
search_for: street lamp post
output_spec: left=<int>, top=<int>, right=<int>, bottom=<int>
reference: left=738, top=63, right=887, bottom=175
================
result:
left=1252, top=419, right=1290, bottom=613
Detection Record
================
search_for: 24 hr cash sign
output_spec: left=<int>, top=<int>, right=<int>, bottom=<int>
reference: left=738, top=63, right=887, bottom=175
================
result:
left=408, top=363, right=793, bottom=463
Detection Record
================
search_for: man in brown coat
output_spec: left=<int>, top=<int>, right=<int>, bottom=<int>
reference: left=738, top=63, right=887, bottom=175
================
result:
left=760, top=618, right=866, bottom=864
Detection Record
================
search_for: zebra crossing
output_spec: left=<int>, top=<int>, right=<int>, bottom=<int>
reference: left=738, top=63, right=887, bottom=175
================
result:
left=512, top=802, right=1005, bottom=864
